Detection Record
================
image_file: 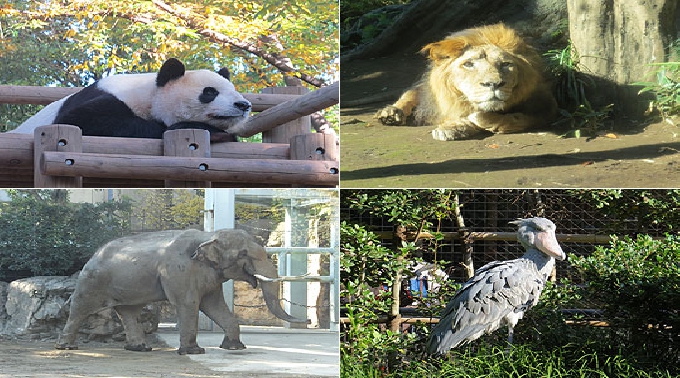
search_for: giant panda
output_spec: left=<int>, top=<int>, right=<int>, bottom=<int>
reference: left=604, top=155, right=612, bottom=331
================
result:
left=10, top=58, right=251, bottom=141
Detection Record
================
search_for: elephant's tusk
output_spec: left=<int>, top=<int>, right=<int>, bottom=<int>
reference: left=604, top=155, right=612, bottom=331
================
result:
left=253, top=273, right=311, bottom=282
left=253, top=274, right=282, bottom=282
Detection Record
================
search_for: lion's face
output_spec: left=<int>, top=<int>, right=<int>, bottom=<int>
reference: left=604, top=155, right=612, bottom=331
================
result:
left=447, top=45, right=519, bottom=112
left=419, top=24, right=544, bottom=123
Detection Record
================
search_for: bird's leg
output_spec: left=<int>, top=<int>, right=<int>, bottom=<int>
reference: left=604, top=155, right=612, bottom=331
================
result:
left=505, top=325, right=514, bottom=355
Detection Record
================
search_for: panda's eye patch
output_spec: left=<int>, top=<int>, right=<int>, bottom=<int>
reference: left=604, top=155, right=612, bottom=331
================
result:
left=199, top=87, right=220, bottom=103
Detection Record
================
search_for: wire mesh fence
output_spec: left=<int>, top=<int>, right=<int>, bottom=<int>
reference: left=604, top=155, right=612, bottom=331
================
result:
left=341, top=188, right=680, bottom=324
left=342, top=189, right=676, bottom=282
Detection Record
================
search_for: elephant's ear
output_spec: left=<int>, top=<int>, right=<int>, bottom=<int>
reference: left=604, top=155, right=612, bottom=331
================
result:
left=191, top=238, right=220, bottom=264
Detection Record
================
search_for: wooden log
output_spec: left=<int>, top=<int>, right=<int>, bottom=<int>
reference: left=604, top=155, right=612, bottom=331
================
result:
left=1, top=86, right=80, bottom=105
left=231, top=82, right=340, bottom=137
left=163, top=129, right=212, bottom=188
left=82, top=178, right=165, bottom=188
left=211, top=142, right=289, bottom=160
left=262, top=87, right=311, bottom=144
left=34, top=125, right=83, bottom=188
left=0, top=133, right=33, bottom=169
left=0, top=85, right=298, bottom=111
left=41, top=152, right=340, bottom=186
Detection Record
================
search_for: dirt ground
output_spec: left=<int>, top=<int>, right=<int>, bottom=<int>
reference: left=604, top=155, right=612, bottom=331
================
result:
left=340, top=55, right=680, bottom=188
left=0, top=335, right=222, bottom=378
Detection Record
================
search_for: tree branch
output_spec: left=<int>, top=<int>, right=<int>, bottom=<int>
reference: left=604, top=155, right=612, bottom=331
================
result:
left=151, top=0, right=326, bottom=87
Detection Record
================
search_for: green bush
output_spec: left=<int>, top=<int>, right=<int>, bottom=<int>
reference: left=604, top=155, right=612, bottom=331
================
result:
left=0, top=190, right=131, bottom=280
left=570, top=234, right=680, bottom=367
left=341, top=221, right=425, bottom=372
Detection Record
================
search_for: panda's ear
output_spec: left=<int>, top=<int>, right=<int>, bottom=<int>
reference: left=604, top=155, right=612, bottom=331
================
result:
left=217, top=67, right=230, bottom=81
left=156, top=58, right=186, bottom=87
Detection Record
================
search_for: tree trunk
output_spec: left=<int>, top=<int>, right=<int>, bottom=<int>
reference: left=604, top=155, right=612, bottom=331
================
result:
left=388, top=225, right=407, bottom=333
left=567, top=0, right=679, bottom=118
left=453, top=193, right=474, bottom=280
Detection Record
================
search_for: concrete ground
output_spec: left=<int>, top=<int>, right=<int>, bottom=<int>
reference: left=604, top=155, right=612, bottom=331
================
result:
left=157, top=326, right=339, bottom=377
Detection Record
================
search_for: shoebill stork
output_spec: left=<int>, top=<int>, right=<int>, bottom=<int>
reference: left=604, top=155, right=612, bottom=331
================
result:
left=426, top=217, right=566, bottom=355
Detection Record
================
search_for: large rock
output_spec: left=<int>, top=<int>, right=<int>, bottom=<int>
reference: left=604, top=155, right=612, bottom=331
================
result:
left=0, top=275, right=159, bottom=340
left=3, top=276, right=74, bottom=337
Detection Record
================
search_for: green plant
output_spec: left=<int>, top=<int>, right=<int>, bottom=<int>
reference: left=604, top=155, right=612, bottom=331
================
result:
left=545, top=41, right=589, bottom=109
left=570, top=234, right=680, bottom=368
left=555, top=102, right=614, bottom=138
left=342, top=343, right=675, bottom=378
left=568, top=189, right=680, bottom=234
left=340, top=191, right=459, bottom=374
left=637, top=61, right=680, bottom=123
left=544, top=41, right=613, bottom=137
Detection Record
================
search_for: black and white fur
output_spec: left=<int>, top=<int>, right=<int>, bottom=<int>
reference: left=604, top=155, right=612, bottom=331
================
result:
left=11, top=58, right=251, bottom=140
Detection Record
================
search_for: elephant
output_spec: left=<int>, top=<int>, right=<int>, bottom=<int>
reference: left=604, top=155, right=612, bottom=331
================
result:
left=55, top=228, right=307, bottom=354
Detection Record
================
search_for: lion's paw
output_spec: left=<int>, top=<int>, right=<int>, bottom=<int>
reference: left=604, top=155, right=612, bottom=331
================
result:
left=467, top=112, right=483, bottom=127
left=375, top=106, right=406, bottom=126
left=432, top=128, right=468, bottom=141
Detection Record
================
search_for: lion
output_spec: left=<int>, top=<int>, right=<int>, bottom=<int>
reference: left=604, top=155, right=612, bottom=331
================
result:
left=375, top=23, right=557, bottom=141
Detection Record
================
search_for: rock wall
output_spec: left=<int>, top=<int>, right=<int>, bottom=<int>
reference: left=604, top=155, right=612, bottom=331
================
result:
left=234, top=281, right=279, bottom=326
left=0, top=275, right=158, bottom=340
left=342, top=0, right=569, bottom=61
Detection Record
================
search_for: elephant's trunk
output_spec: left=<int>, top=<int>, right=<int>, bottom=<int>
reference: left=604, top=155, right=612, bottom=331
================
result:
left=254, top=259, right=308, bottom=324
left=261, top=281, right=309, bottom=323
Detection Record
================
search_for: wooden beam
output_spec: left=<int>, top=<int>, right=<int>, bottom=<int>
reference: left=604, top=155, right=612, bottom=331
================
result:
left=0, top=132, right=290, bottom=170
left=372, top=231, right=615, bottom=244
left=40, top=152, right=339, bottom=186
left=0, top=85, right=299, bottom=111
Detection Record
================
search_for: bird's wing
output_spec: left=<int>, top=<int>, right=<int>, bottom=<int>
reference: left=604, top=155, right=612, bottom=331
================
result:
left=427, top=258, right=544, bottom=354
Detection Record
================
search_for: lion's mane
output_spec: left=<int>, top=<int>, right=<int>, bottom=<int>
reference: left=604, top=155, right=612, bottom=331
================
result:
left=413, top=23, right=550, bottom=125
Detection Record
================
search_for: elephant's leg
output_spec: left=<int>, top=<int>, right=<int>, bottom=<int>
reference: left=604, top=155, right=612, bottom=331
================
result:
left=114, top=305, right=151, bottom=352
left=174, top=298, right=204, bottom=355
left=55, top=291, right=101, bottom=350
left=200, top=287, right=244, bottom=350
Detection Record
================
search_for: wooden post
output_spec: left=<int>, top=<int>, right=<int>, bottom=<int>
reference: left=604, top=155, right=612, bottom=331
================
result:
left=261, top=87, right=311, bottom=144
left=290, top=134, right=339, bottom=186
left=163, top=129, right=212, bottom=187
left=290, top=133, right=338, bottom=163
left=34, top=124, right=83, bottom=188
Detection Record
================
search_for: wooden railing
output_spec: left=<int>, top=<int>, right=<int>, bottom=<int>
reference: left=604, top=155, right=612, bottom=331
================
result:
left=0, top=83, right=339, bottom=188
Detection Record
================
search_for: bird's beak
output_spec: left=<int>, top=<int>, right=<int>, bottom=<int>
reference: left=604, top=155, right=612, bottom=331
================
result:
left=535, top=230, right=566, bottom=261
